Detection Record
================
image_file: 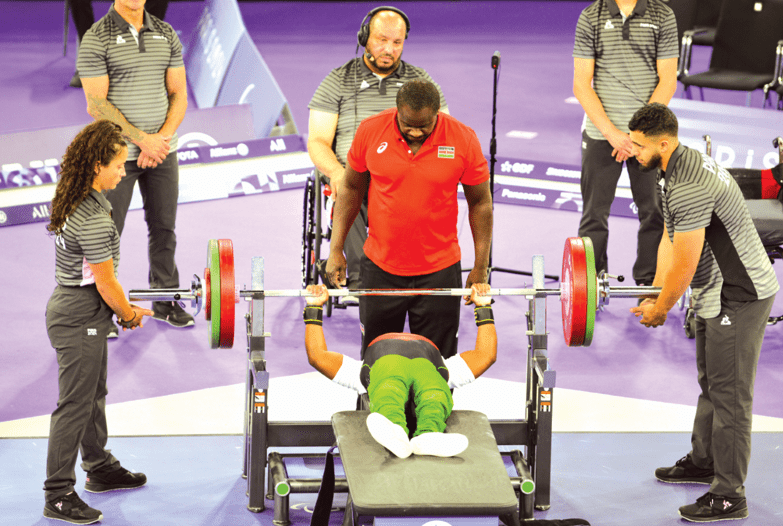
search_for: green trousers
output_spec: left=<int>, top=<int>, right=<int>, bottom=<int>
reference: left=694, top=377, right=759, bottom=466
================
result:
left=367, top=355, right=453, bottom=437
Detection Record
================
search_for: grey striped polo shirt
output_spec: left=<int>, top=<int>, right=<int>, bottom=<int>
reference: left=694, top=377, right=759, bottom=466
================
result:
left=77, top=5, right=184, bottom=160
left=308, top=58, right=448, bottom=166
left=573, top=0, right=678, bottom=140
left=661, top=146, right=779, bottom=318
left=53, top=190, right=120, bottom=287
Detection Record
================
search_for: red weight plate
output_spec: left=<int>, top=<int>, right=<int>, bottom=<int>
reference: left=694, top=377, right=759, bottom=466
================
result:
left=204, top=268, right=211, bottom=321
left=561, top=237, right=588, bottom=346
left=217, top=239, right=235, bottom=349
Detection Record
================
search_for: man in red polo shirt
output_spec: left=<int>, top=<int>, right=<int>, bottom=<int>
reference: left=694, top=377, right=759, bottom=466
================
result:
left=326, top=80, right=493, bottom=359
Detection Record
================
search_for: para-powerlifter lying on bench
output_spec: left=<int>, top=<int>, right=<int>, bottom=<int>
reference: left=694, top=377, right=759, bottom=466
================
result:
left=303, top=283, right=495, bottom=458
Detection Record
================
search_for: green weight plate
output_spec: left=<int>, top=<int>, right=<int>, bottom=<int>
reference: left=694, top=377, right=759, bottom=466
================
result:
left=207, top=239, right=221, bottom=349
left=582, top=236, right=597, bottom=347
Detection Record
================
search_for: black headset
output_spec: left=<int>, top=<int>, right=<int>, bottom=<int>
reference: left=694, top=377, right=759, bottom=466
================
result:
left=356, top=5, right=410, bottom=48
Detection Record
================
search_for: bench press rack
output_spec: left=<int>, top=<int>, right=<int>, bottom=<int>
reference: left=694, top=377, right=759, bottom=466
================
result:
left=241, top=254, right=556, bottom=523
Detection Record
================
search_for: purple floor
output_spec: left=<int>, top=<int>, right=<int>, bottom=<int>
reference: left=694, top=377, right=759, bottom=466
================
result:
left=2, top=0, right=783, bottom=425
left=5, top=434, right=783, bottom=525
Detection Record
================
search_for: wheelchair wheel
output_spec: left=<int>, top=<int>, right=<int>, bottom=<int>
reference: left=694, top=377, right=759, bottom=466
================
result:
left=301, top=174, right=316, bottom=287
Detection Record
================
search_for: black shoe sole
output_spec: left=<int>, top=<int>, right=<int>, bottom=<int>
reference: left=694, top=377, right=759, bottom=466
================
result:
left=84, top=480, right=146, bottom=493
left=43, top=507, right=102, bottom=524
left=151, top=314, right=194, bottom=328
left=678, top=510, right=749, bottom=522
left=655, top=475, right=713, bottom=484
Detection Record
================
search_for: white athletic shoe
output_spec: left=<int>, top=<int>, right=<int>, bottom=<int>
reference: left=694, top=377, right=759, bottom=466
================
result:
left=410, top=432, right=469, bottom=457
left=366, top=412, right=412, bottom=459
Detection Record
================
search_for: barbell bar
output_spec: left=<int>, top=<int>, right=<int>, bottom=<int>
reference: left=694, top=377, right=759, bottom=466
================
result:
left=128, top=285, right=655, bottom=300
left=128, top=237, right=661, bottom=349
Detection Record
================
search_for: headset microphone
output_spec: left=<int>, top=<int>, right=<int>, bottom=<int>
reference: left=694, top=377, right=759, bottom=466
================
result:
left=365, top=52, right=375, bottom=62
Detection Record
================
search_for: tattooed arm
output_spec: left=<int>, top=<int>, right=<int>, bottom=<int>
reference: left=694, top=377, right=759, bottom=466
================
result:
left=81, top=75, right=171, bottom=164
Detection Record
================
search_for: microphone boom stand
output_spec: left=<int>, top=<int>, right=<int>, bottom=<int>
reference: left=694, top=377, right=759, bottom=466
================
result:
left=482, top=51, right=560, bottom=284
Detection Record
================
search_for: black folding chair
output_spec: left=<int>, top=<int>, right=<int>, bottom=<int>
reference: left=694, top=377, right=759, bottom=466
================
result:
left=664, top=0, right=703, bottom=58
left=678, top=0, right=783, bottom=106
left=689, top=0, right=723, bottom=46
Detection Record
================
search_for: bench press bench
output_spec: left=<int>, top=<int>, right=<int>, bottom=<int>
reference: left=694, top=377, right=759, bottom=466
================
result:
left=331, top=410, right=520, bottom=526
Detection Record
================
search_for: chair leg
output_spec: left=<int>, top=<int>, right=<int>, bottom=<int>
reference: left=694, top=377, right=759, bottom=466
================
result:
left=746, top=91, right=753, bottom=107
left=63, top=0, right=70, bottom=57
left=684, top=85, right=692, bottom=100
left=699, top=87, right=704, bottom=101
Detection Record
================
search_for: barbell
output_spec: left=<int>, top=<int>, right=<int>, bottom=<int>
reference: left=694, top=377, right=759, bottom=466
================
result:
left=128, top=237, right=661, bottom=349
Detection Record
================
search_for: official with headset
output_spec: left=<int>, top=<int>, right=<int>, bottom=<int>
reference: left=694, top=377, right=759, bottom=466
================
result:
left=307, top=5, right=449, bottom=303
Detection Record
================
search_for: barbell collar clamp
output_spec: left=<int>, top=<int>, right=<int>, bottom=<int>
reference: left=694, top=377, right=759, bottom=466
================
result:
left=129, top=288, right=197, bottom=302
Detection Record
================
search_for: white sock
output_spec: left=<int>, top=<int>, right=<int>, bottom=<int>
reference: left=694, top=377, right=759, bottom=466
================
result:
left=366, top=412, right=412, bottom=459
left=410, top=432, right=469, bottom=457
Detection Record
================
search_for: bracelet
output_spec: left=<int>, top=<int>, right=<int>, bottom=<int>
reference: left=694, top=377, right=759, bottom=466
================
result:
left=474, top=305, right=494, bottom=326
left=119, top=312, right=137, bottom=329
left=303, top=306, right=323, bottom=326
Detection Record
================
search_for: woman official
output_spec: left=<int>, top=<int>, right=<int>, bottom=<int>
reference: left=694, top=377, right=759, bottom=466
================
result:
left=43, top=120, right=154, bottom=524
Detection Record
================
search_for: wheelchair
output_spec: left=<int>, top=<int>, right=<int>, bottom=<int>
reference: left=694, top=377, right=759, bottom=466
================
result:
left=682, top=135, right=783, bottom=338
left=301, top=169, right=358, bottom=317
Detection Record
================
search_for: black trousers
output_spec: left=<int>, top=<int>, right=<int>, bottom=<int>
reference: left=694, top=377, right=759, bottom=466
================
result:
left=359, top=258, right=462, bottom=360
left=106, top=152, right=180, bottom=289
left=578, top=131, right=663, bottom=285
left=44, top=285, right=118, bottom=501
left=691, top=294, right=775, bottom=497
left=344, top=200, right=368, bottom=289
left=322, top=172, right=368, bottom=289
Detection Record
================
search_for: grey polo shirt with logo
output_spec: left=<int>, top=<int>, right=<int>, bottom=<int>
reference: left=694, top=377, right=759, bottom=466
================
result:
left=53, top=189, right=120, bottom=288
left=308, top=58, right=448, bottom=166
left=573, top=0, right=679, bottom=140
left=660, top=146, right=779, bottom=318
left=77, top=5, right=184, bottom=160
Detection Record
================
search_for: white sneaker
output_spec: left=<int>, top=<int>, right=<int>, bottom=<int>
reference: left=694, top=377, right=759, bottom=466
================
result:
left=341, top=295, right=359, bottom=306
left=366, top=412, right=412, bottom=458
left=410, top=432, right=468, bottom=457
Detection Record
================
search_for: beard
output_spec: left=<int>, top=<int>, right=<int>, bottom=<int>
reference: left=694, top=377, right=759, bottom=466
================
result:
left=638, top=151, right=662, bottom=172
left=365, top=50, right=401, bottom=74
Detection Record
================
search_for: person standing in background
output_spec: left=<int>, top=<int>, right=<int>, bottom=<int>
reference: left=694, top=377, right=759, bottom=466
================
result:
left=77, top=0, right=191, bottom=336
left=308, top=5, right=449, bottom=304
left=572, top=0, right=678, bottom=287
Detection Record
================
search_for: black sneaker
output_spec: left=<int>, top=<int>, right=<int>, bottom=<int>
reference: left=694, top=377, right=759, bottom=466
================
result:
left=84, top=465, right=147, bottom=493
left=152, top=301, right=195, bottom=328
left=679, top=492, right=749, bottom=522
left=107, top=323, right=119, bottom=340
left=44, top=491, right=102, bottom=524
left=655, top=455, right=714, bottom=484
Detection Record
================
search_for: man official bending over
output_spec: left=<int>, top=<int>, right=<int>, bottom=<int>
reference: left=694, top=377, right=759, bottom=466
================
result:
left=325, top=79, right=492, bottom=360
left=628, top=103, right=779, bottom=523
left=303, top=284, right=496, bottom=458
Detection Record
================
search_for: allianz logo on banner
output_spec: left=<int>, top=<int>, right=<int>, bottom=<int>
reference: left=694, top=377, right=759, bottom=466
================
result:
left=211, top=143, right=250, bottom=159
